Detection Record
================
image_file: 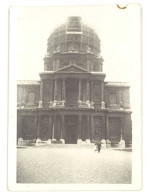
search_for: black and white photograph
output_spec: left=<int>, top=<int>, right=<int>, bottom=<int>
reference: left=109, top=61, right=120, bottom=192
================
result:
left=8, top=4, right=142, bottom=191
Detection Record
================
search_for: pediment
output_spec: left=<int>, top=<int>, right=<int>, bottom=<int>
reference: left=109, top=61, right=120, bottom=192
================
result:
left=55, top=65, right=88, bottom=73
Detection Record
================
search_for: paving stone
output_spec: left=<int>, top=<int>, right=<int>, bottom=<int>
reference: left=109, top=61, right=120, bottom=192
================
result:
left=17, top=147, right=132, bottom=184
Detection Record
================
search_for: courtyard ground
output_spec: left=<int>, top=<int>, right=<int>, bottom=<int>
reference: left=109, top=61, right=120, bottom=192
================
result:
left=17, top=145, right=132, bottom=184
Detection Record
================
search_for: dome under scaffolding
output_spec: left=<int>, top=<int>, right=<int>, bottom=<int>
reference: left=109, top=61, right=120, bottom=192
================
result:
left=44, top=17, right=103, bottom=72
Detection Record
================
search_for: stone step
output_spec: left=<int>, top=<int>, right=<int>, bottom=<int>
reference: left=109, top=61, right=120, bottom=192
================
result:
left=17, top=142, right=95, bottom=148
left=36, top=143, right=95, bottom=148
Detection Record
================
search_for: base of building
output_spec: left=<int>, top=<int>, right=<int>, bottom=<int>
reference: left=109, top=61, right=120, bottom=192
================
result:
left=17, top=138, right=131, bottom=148
left=18, top=138, right=23, bottom=145
left=106, top=140, right=111, bottom=148
left=118, top=139, right=125, bottom=148
left=36, top=139, right=41, bottom=146
left=47, top=139, right=52, bottom=144
left=86, top=139, right=91, bottom=144
left=77, top=139, right=82, bottom=144
left=101, top=139, right=106, bottom=148
left=60, top=139, right=65, bottom=144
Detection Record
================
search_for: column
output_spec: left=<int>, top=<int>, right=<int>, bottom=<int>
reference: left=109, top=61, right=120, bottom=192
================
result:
left=119, top=90, right=123, bottom=108
left=36, top=116, right=41, bottom=146
left=105, top=116, right=111, bottom=147
left=38, top=81, right=43, bottom=108
left=77, top=115, right=82, bottom=144
left=90, top=81, right=94, bottom=102
left=87, top=58, right=90, bottom=71
left=49, top=81, right=54, bottom=107
left=101, top=82, right=105, bottom=109
left=85, top=115, right=90, bottom=143
left=53, top=115, right=57, bottom=141
left=17, top=114, right=22, bottom=138
left=86, top=80, right=90, bottom=102
left=53, top=60, right=56, bottom=71
left=18, top=113, right=24, bottom=145
left=119, top=117, right=125, bottom=148
left=47, top=115, right=52, bottom=144
left=91, top=115, right=95, bottom=141
left=56, top=117, right=61, bottom=141
left=101, top=117, right=106, bottom=147
left=22, top=87, right=26, bottom=106
left=35, top=115, right=38, bottom=139
left=62, top=79, right=66, bottom=106
left=78, top=79, right=82, bottom=101
left=60, top=115, right=65, bottom=143
left=101, top=117, right=106, bottom=139
left=54, top=79, right=57, bottom=101
left=50, top=81, right=53, bottom=102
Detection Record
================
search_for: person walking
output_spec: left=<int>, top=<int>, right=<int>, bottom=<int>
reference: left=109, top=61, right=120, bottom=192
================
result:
left=97, top=142, right=101, bottom=153
left=94, top=141, right=102, bottom=153
left=94, top=143, right=98, bottom=152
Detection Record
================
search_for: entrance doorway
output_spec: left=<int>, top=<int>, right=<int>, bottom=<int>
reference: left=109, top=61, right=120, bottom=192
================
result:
left=65, top=115, right=78, bottom=144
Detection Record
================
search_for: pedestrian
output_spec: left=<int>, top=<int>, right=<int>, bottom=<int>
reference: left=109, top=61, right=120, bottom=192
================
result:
left=97, top=142, right=101, bottom=153
left=94, top=141, right=101, bottom=153
left=94, top=143, right=98, bottom=152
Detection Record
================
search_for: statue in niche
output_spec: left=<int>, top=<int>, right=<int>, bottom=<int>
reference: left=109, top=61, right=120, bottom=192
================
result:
left=87, top=45, right=92, bottom=52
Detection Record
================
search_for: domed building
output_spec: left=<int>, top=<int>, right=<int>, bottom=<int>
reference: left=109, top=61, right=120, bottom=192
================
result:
left=17, top=17, right=132, bottom=147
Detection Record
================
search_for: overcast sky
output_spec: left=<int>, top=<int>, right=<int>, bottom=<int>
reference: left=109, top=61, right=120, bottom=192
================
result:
left=10, top=5, right=141, bottom=81
left=10, top=5, right=141, bottom=128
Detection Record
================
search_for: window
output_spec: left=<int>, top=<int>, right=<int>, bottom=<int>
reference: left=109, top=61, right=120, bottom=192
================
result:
left=109, top=93, right=117, bottom=104
left=28, top=92, right=36, bottom=103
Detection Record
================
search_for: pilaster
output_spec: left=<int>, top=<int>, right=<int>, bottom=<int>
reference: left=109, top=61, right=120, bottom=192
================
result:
left=60, top=115, right=65, bottom=144
left=62, top=79, right=66, bottom=101
left=53, top=115, right=57, bottom=141
left=91, top=115, right=95, bottom=141
left=119, top=117, right=125, bottom=148
left=77, top=115, right=82, bottom=144
left=106, top=116, right=111, bottom=147
left=85, top=115, right=90, bottom=143
left=78, top=79, right=82, bottom=101
left=86, top=80, right=90, bottom=101
left=54, top=79, right=58, bottom=101
left=101, top=82, right=105, bottom=109
left=36, top=116, right=41, bottom=146
left=38, top=81, right=43, bottom=108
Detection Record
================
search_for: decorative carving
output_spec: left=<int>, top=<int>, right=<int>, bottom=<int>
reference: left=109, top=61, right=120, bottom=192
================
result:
left=85, top=139, right=91, bottom=143
left=36, top=139, right=41, bottom=146
left=49, top=100, right=65, bottom=107
left=101, top=101, right=105, bottom=109
left=119, top=139, right=125, bottom=148
left=60, top=139, right=65, bottom=144
left=56, top=65, right=88, bottom=73
left=77, top=139, right=82, bottom=144
left=78, top=100, right=92, bottom=108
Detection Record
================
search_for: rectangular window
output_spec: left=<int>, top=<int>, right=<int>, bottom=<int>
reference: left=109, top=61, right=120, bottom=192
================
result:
left=28, top=92, right=36, bottom=103
left=109, top=93, right=117, bottom=104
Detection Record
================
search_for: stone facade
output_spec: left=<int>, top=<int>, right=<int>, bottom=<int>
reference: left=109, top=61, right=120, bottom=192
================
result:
left=17, top=17, right=132, bottom=147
